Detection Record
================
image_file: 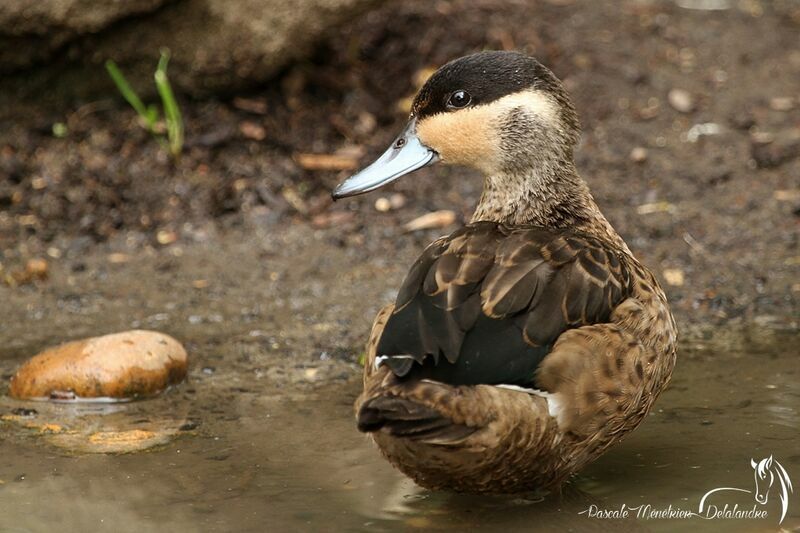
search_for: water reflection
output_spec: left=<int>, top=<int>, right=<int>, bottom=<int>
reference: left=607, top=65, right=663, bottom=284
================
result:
left=1, top=335, right=798, bottom=532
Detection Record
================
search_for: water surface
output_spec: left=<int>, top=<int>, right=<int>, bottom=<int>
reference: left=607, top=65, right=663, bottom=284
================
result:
left=1, top=332, right=797, bottom=532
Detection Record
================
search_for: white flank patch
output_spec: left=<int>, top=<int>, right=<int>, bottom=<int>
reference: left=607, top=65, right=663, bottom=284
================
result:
left=494, top=384, right=542, bottom=394
left=494, top=384, right=563, bottom=422
left=374, top=354, right=414, bottom=370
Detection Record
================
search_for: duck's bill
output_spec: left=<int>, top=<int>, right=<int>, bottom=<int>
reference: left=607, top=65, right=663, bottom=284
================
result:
left=332, top=120, right=439, bottom=199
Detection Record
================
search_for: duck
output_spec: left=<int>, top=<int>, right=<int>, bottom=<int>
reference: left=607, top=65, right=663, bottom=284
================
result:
left=332, top=50, right=677, bottom=493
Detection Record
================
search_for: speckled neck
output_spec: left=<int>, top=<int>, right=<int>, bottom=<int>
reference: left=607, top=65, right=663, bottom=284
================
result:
left=471, top=163, right=630, bottom=253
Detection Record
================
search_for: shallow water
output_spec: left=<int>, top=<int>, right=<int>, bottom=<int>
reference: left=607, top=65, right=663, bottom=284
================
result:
left=1, top=330, right=797, bottom=533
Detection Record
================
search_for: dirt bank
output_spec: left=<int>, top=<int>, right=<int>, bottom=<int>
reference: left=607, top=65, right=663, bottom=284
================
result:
left=1, top=0, right=798, bottom=357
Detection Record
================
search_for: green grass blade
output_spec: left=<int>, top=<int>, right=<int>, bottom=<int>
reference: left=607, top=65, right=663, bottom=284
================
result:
left=154, top=49, right=184, bottom=159
left=105, top=59, right=158, bottom=131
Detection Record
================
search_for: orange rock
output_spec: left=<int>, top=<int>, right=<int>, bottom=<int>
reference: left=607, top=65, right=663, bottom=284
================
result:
left=9, top=330, right=187, bottom=400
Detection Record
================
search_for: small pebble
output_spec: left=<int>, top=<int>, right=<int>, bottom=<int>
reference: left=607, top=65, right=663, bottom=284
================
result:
left=374, top=194, right=406, bottom=212
left=629, top=147, right=648, bottom=163
left=156, top=229, right=177, bottom=245
left=239, top=121, right=267, bottom=141
left=687, top=123, right=722, bottom=143
left=774, top=190, right=800, bottom=202
left=389, top=193, right=406, bottom=209
left=24, top=258, right=48, bottom=280
left=637, top=98, right=661, bottom=120
left=668, top=88, right=695, bottom=113
left=663, top=268, right=685, bottom=287
left=232, top=97, right=268, bottom=114
left=354, top=111, right=377, bottom=136
left=108, top=253, right=131, bottom=264
left=769, top=97, right=795, bottom=112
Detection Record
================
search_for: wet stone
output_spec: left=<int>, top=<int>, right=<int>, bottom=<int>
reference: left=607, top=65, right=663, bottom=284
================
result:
left=8, top=330, right=188, bottom=400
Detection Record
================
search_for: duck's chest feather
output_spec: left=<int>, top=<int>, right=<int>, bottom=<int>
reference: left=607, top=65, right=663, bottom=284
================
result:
left=376, top=221, right=640, bottom=387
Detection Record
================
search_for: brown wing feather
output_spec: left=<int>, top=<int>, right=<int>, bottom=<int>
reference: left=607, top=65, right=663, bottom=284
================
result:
left=376, top=221, right=633, bottom=386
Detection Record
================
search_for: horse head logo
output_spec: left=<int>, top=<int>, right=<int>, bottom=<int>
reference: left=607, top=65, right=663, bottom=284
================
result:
left=699, top=455, right=793, bottom=524
left=751, top=455, right=793, bottom=521
left=751, top=456, right=774, bottom=504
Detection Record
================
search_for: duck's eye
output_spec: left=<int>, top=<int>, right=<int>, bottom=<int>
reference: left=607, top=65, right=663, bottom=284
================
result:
left=446, top=90, right=471, bottom=109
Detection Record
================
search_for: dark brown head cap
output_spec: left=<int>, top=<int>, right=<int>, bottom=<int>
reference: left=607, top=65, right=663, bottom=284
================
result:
left=412, top=51, right=579, bottom=141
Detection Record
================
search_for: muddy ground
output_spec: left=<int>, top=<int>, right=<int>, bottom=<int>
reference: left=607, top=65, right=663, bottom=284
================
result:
left=1, top=0, right=799, bottom=365
left=1, top=2, right=799, bottom=530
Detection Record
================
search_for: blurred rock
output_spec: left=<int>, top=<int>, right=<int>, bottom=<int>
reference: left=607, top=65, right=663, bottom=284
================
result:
left=0, top=0, right=384, bottom=106
left=1, top=258, right=49, bottom=287
left=774, top=190, right=800, bottom=202
left=374, top=197, right=392, bottom=212
left=107, top=252, right=131, bottom=264
left=769, top=97, right=795, bottom=112
left=388, top=193, right=406, bottom=210
left=629, top=146, right=648, bottom=163
left=635, top=98, right=661, bottom=120
left=354, top=111, right=377, bottom=136
left=687, top=122, right=722, bottom=142
left=668, top=88, right=695, bottom=113
left=375, top=193, right=406, bottom=212
left=0, top=0, right=169, bottom=70
left=751, top=131, right=800, bottom=168
left=239, top=120, right=266, bottom=141
left=23, top=258, right=48, bottom=280
left=662, top=268, right=685, bottom=287
left=232, top=96, right=268, bottom=114
left=9, top=330, right=188, bottom=400
left=156, top=229, right=178, bottom=245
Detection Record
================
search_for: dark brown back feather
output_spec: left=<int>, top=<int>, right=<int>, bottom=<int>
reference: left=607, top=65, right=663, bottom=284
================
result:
left=377, top=222, right=632, bottom=387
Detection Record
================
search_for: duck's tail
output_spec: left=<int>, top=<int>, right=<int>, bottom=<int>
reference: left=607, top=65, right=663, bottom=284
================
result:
left=356, top=393, right=477, bottom=443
